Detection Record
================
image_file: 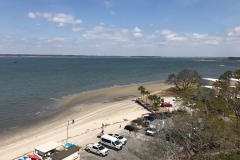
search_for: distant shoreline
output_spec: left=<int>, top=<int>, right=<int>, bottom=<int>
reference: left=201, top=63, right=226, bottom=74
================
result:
left=0, top=54, right=161, bottom=58
left=1, top=54, right=239, bottom=61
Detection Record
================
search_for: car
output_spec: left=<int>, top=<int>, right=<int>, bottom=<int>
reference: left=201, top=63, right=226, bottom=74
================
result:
left=108, top=134, right=127, bottom=144
left=132, top=118, right=149, bottom=127
left=186, top=102, right=196, bottom=107
left=143, top=116, right=155, bottom=121
left=149, top=112, right=172, bottom=119
left=100, top=135, right=123, bottom=150
left=85, top=143, right=109, bottom=157
left=124, top=125, right=137, bottom=132
left=173, top=96, right=181, bottom=101
left=161, top=102, right=172, bottom=107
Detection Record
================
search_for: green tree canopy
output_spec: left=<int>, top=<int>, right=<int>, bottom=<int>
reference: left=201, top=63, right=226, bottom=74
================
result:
left=166, top=69, right=201, bottom=91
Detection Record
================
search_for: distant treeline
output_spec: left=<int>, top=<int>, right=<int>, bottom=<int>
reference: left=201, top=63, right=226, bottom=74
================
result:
left=227, top=57, right=240, bottom=61
left=0, top=54, right=161, bottom=58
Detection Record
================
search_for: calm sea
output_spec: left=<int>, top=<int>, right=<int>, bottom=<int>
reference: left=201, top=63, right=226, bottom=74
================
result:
left=0, top=57, right=240, bottom=134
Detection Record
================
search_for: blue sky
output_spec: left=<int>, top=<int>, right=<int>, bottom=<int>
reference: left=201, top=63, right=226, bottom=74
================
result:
left=0, top=0, right=240, bottom=57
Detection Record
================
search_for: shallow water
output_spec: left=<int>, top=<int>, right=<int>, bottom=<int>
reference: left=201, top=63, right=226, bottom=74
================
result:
left=0, top=57, right=239, bottom=134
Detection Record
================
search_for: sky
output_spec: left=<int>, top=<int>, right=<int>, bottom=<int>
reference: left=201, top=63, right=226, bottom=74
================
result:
left=0, top=0, right=240, bottom=57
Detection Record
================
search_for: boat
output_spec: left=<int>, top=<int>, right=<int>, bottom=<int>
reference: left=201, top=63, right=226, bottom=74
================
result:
left=220, top=65, right=224, bottom=67
left=12, top=60, right=17, bottom=63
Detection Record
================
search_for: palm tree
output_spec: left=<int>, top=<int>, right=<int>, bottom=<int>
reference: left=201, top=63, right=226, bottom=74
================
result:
left=141, top=88, right=146, bottom=100
left=145, top=91, right=150, bottom=104
left=148, top=95, right=153, bottom=105
left=152, top=95, right=161, bottom=109
left=138, top=86, right=144, bottom=98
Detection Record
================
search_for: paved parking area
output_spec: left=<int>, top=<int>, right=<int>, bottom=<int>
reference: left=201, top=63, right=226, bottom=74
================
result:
left=80, top=130, right=152, bottom=160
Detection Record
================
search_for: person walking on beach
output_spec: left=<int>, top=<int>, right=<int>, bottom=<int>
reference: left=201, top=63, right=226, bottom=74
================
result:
left=102, top=123, right=104, bottom=128
left=72, top=119, right=74, bottom=124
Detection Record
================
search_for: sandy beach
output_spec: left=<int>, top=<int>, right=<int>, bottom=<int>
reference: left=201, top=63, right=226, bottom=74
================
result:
left=0, top=82, right=172, bottom=160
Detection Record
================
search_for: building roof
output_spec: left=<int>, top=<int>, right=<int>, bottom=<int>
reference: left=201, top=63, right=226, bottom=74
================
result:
left=201, top=78, right=218, bottom=81
left=202, top=85, right=214, bottom=89
left=51, top=145, right=80, bottom=160
left=34, top=141, right=63, bottom=153
left=230, top=78, right=240, bottom=81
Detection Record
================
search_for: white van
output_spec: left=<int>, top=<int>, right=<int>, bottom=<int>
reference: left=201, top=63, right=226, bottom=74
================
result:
left=100, top=135, right=123, bottom=150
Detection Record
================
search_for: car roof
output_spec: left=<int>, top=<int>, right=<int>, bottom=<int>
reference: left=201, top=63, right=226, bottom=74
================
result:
left=101, top=134, right=119, bottom=141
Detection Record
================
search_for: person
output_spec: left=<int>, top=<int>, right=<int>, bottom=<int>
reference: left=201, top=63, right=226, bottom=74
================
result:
left=119, top=125, right=121, bottom=128
left=102, top=123, right=104, bottom=128
left=72, top=119, right=74, bottom=124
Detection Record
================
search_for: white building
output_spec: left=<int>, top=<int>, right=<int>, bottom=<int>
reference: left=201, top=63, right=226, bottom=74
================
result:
left=199, top=78, right=239, bottom=88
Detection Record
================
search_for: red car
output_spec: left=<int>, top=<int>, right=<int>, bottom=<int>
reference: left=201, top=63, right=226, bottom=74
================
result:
left=161, top=102, right=172, bottom=107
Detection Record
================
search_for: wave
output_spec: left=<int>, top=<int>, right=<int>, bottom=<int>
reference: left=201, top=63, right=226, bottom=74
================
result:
left=50, top=98, right=60, bottom=101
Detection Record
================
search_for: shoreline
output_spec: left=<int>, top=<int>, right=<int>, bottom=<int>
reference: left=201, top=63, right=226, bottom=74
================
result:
left=0, top=81, right=171, bottom=160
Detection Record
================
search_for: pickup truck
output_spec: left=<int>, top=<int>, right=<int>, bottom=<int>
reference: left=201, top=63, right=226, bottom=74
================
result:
left=85, top=143, right=109, bottom=157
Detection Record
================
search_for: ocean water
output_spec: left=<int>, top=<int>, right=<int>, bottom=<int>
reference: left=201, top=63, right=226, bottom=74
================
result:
left=0, top=57, right=240, bottom=134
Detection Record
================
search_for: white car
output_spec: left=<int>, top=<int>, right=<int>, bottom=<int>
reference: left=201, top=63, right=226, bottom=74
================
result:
left=85, top=143, right=109, bottom=157
left=108, top=134, right=127, bottom=145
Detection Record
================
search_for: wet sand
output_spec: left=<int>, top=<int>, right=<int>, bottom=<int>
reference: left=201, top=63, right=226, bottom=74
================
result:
left=0, top=81, right=171, bottom=160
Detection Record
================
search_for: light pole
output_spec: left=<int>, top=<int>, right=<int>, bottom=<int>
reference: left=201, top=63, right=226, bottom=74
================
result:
left=66, top=119, right=69, bottom=144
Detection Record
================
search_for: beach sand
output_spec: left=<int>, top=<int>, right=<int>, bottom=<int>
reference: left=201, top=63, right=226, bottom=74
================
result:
left=0, top=82, right=171, bottom=160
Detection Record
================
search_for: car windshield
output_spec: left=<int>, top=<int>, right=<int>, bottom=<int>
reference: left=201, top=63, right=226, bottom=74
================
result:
left=148, top=128, right=155, bottom=131
left=99, top=146, right=105, bottom=150
left=114, top=140, right=121, bottom=145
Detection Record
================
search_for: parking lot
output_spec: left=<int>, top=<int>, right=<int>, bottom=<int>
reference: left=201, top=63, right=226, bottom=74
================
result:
left=80, top=129, right=153, bottom=160
left=80, top=117, right=174, bottom=160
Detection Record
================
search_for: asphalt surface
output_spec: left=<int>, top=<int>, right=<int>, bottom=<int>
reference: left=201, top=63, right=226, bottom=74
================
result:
left=80, top=129, right=153, bottom=160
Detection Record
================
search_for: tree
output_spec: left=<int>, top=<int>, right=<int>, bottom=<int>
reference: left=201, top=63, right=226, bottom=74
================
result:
left=219, top=70, right=232, bottom=80
left=138, top=86, right=145, bottom=99
left=145, top=91, right=150, bottom=104
left=148, top=95, right=154, bottom=105
left=234, top=69, right=240, bottom=79
left=166, top=69, right=201, bottom=91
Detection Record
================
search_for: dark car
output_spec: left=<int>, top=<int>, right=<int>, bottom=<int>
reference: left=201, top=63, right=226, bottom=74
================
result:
left=124, top=125, right=136, bottom=132
left=143, top=116, right=155, bottom=121
left=149, top=112, right=172, bottom=119
left=162, top=112, right=172, bottom=118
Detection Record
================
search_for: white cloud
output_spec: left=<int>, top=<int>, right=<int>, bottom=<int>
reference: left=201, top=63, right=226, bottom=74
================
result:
left=227, top=26, right=240, bottom=37
left=147, top=34, right=155, bottom=38
left=133, top=33, right=143, bottom=37
left=121, top=29, right=129, bottom=33
left=134, top=27, right=141, bottom=33
left=72, top=27, right=83, bottom=32
left=53, top=37, right=66, bottom=41
left=104, top=1, right=113, bottom=8
left=205, top=40, right=219, bottom=45
left=166, top=34, right=187, bottom=41
left=27, top=12, right=41, bottom=18
left=161, top=29, right=172, bottom=35
left=42, top=13, right=52, bottom=19
left=27, top=12, right=82, bottom=27
left=192, top=33, right=207, bottom=39
left=86, top=26, right=105, bottom=34
left=82, top=26, right=129, bottom=41
left=161, top=29, right=187, bottom=41
left=100, top=22, right=105, bottom=26
left=111, top=11, right=115, bottom=15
